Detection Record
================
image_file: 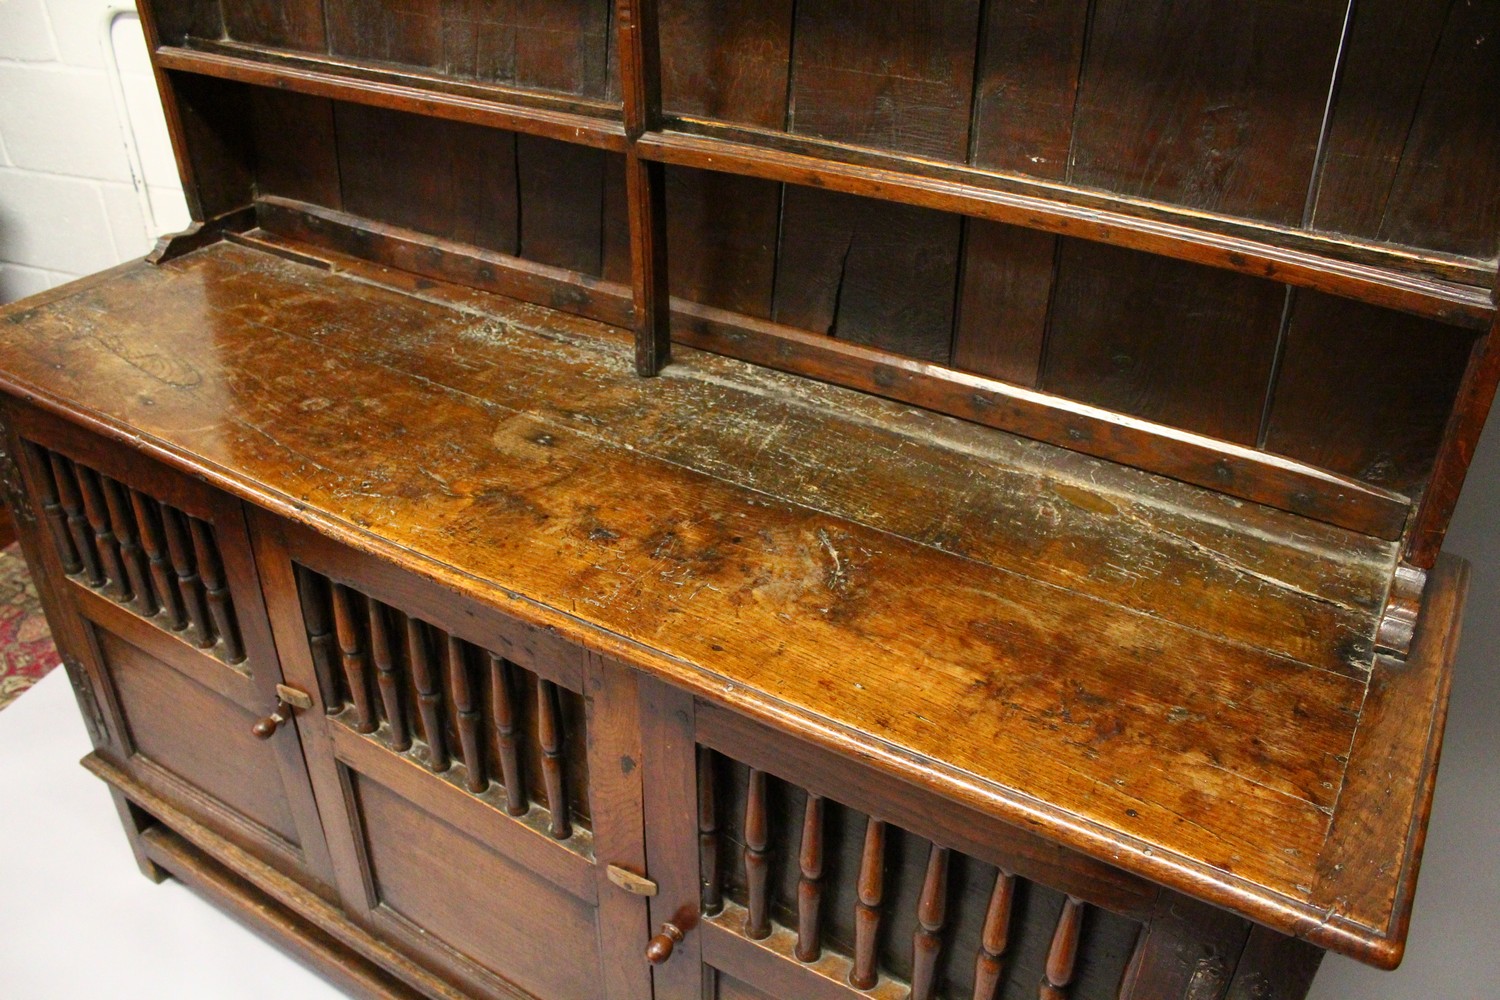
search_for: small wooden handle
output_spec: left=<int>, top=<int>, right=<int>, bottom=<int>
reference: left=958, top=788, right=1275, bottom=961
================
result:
left=251, top=708, right=288, bottom=740
left=645, top=923, right=684, bottom=965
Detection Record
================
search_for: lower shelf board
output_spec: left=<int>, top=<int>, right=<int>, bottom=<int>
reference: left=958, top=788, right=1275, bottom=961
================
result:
left=140, top=827, right=427, bottom=1000
left=83, top=752, right=507, bottom=1000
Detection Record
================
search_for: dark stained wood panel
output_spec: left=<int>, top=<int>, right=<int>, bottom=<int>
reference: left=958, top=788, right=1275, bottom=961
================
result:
left=512, top=0, right=612, bottom=99
left=517, top=135, right=606, bottom=277
left=1041, top=240, right=1287, bottom=444
left=1308, top=0, right=1451, bottom=242
left=1375, top=0, right=1500, bottom=260
left=220, top=0, right=325, bottom=51
left=660, top=0, right=796, bottom=130
left=1069, top=0, right=1346, bottom=224
left=324, top=0, right=613, bottom=99
left=787, top=0, right=984, bottom=161
left=246, top=90, right=341, bottom=210
left=334, top=103, right=519, bottom=256
left=1264, top=291, right=1475, bottom=494
left=353, top=774, right=601, bottom=999
left=773, top=185, right=961, bottom=364
left=952, top=220, right=1057, bottom=387
left=102, top=628, right=301, bottom=846
left=665, top=167, right=781, bottom=319
left=968, top=0, right=1090, bottom=179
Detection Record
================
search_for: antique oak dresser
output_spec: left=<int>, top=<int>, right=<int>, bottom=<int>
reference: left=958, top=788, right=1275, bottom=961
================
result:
left=1, top=2, right=1496, bottom=998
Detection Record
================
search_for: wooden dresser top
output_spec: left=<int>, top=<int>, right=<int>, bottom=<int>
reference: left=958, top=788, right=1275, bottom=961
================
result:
left=0, top=240, right=1463, bottom=966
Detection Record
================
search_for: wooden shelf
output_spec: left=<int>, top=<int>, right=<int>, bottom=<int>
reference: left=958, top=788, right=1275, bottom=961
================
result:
left=155, top=40, right=628, bottom=152
left=639, top=123, right=1498, bottom=330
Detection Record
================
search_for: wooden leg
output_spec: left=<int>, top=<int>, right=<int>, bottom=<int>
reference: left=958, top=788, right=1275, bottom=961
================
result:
left=108, top=787, right=167, bottom=883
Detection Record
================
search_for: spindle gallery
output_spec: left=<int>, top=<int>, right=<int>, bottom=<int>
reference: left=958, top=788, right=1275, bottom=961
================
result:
left=0, top=1, right=1494, bottom=998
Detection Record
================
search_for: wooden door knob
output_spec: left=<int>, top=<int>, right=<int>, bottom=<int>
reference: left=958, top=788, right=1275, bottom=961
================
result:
left=252, top=685, right=313, bottom=739
left=645, top=922, right=684, bottom=964
left=251, top=706, right=290, bottom=739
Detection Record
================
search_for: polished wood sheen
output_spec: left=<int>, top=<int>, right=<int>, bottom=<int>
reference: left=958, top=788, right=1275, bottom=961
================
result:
left=0, top=4, right=1492, bottom=999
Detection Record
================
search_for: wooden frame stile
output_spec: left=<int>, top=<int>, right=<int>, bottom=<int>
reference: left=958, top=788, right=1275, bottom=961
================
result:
left=0, top=398, right=166, bottom=883
left=1405, top=309, right=1500, bottom=570
left=618, top=0, right=672, bottom=375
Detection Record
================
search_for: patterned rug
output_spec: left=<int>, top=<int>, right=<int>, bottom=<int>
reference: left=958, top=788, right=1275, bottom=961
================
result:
left=0, top=542, right=60, bottom=711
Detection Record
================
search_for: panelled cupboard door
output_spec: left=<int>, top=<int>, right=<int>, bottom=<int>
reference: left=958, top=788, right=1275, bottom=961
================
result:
left=251, top=510, right=654, bottom=1000
left=2, top=403, right=336, bottom=893
left=640, top=679, right=1200, bottom=1000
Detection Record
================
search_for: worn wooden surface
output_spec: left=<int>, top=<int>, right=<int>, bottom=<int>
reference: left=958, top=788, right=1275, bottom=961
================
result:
left=0, top=243, right=1463, bottom=964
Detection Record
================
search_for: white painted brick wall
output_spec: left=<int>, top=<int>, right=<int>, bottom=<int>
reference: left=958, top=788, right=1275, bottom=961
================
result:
left=0, top=1, right=190, bottom=304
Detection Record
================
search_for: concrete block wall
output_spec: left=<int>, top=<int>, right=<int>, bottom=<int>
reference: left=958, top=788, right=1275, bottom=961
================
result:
left=0, top=0, right=189, bottom=304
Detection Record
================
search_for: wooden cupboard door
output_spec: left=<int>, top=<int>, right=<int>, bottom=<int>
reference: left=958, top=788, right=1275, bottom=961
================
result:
left=640, top=682, right=1176, bottom=1000
left=252, top=511, right=653, bottom=1000
left=3, top=404, right=335, bottom=892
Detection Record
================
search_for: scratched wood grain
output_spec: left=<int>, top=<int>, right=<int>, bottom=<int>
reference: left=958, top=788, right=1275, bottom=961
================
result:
left=1041, top=240, right=1288, bottom=446
left=787, top=0, right=983, bottom=161
left=325, top=0, right=614, bottom=99
left=334, top=103, right=520, bottom=256
left=149, top=242, right=1394, bottom=677
left=659, top=0, right=795, bottom=131
left=1264, top=291, right=1476, bottom=496
left=0, top=246, right=1379, bottom=908
left=1069, top=0, right=1346, bottom=225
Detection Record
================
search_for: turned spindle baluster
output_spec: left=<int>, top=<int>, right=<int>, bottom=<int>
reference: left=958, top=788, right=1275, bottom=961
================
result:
left=102, top=478, right=155, bottom=616
left=188, top=517, right=243, bottom=662
left=850, top=817, right=887, bottom=991
left=162, top=506, right=212, bottom=647
left=445, top=634, right=486, bottom=792
left=536, top=678, right=571, bottom=839
left=698, top=746, right=722, bottom=915
left=795, top=793, right=825, bottom=962
left=368, top=600, right=407, bottom=749
left=406, top=616, right=449, bottom=770
left=331, top=584, right=376, bottom=733
left=77, top=466, right=129, bottom=601
left=972, top=871, right=1016, bottom=1000
left=50, top=454, right=101, bottom=585
left=911, top=845, right=951, bottom=1000
left=33, top=452, right=81, bottom=574
left=131, top=491, right=184, bottom=629
left=744, top=768, right=771, bottom=940
left=488, top=654, right=526, bottom=815
left=296, top=566, right=337, bottom=690
left=1040, top=896, right=1085, bottom=1000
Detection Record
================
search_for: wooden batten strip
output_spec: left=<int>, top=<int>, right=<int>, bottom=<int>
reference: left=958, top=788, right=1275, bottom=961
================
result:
left=671, top=300, right=1411, bottom=539
left=698, top=746, right=722, bottom=915
left=152, top=44, right=627, bottom=152
left=638, top=129, right=1494, bottom=330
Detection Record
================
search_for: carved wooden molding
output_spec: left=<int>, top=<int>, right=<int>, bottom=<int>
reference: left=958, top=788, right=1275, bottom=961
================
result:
left=1376, top=563, right=1430, bottom=659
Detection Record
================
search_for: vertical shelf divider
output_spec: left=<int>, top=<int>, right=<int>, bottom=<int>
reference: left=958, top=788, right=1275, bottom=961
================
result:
left=618, top=0, right=672, bottom=376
